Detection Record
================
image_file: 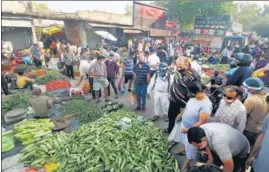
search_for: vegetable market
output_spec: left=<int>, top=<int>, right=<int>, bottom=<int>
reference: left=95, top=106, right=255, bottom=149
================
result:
left=2, top=2, right=269, bottom=171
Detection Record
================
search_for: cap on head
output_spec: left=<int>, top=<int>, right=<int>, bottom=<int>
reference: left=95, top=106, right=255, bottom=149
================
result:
left=235, top=53, right=253, bottom=65
left=243, top=77, right=264, bottom=91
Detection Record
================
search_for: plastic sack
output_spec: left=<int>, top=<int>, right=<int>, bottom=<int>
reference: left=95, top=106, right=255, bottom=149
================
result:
left=129, top=93, right=137, bottom=106
left=252, top=68, right=267, bottom=78
left=168, top=122, right=181, bottom=143
left=2, top=136, right=15, bottom=153
left=69, top=86, right=84, bottom=97
left=136, top=116, right=145, bottom=124
left=118, top=117, right=132, bottom=130
left=44, top=162, right=58, bottom=172
left=82, top=80, right=90, bottom=94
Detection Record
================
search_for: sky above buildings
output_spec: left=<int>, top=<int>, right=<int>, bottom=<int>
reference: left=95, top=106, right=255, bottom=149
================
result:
left=37, top=1, right=269, bottom=14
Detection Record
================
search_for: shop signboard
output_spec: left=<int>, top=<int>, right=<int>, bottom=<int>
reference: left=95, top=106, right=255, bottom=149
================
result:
left=150, top=28, right=179, bottom=37
left=194, top=15, right=230, bottom=30
left=165, top=21, right=178, bottom=30
left=134, top=2, right=167, bottom=30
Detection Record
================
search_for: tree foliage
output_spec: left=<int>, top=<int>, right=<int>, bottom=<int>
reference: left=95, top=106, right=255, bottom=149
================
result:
left=233, top=3, right=269, bottom=37
left=151, top=1, right=236, bottom=30
left=33, top=2, right=51, bottom=14
left=232, top=3, right=262, bottom=31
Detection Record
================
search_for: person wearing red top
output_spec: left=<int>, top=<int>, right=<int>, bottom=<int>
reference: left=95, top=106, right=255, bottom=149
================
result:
left=51, top=40, right=57, bottom=56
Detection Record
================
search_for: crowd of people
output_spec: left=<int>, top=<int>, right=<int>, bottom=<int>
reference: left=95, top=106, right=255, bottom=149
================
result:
left=2, top=37, right=269, bottom=172
left=62, top=38, right=268, bottom=172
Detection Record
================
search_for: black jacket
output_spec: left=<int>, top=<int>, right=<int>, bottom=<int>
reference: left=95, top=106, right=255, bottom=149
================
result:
left=170, top=68, right=200, bottom=104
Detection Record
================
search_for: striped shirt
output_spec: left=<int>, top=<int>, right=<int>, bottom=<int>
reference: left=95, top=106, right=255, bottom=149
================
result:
left=133, top=63, right=150, bottom=85
left=170, top=69, right=200, bottom=104
left=124, top=58, right=134, bottom=75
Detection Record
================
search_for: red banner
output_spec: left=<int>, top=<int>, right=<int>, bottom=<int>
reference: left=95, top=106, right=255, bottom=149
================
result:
left=140, top=6, right=165, bottom=19
left=134, top=2, right=167, bottom=29
left=166, top=21, right=177, bottom=29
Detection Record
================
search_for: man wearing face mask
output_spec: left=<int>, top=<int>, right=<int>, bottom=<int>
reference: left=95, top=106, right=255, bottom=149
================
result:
left=187, top=124, right=250, bottom=172
left=89, top=53, right=109, bottom=103
left=133, top=53, right=150, bottom=111
left=164, top=56, right=200, bottom=133
left=213, top=86, right=247, bottom=133
left=105, top=54, right=119, bottom=98
left=243, top=77, right=269, bottom=147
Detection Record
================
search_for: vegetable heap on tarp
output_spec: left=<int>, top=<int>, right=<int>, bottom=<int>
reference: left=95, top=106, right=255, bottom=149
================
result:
left=14, top=119, right=55, bottom=145
left=60, top=99, right=102, bottom=124
left=2, top=91, right=31, bottom=114
left=35, top=70, right=69, bottom=85
left=209, top=64, right=230, bottom=73
left=19, top=109, right=179, bottom=171
left=101, top=100, right=123, bottom=114
left=2, top=131, right=15, bottom=153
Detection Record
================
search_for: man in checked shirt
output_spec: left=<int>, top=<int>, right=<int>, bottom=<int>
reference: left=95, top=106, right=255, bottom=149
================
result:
left=90, top=53, right=109, bottom=103
left=213, top=86, right=247, bottom=133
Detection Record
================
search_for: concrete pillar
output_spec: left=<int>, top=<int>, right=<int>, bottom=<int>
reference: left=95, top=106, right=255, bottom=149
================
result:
left=31, top=25, right=37, bottom=43
left=64, top=20, right=86, bottom=46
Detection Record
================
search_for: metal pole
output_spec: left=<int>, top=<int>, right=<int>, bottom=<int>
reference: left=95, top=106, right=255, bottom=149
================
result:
left=132, top=0, right=135, bottom=27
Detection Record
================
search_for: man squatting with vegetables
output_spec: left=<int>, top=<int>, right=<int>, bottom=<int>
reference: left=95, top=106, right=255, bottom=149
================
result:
left=89, top=53, right=110, bottom=103
left=29, top=87, right=53, bottom=118
left=164, top=56, right=200, bottom=133
left=147, top=63, right=172, bottom=121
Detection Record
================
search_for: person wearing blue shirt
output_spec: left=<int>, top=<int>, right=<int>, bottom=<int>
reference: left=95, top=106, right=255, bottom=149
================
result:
left=123, top=52, right=134, bottom=92
left=207, top=54, right=217, bottom=64
left=30, top=43, right=42, bottom=67
left=245, top=114, right=269, bottom=172
left=214, top=53, right=253, bottom=88
left=22, top=54, right=33, bottom=65
left=133, top=53, right=150, bottom=111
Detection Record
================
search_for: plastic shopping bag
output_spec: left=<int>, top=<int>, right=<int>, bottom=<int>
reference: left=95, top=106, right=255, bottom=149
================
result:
left=168, top=121, right=181, bottom=143
left=117, top=76, right=125, bottom=94
left=118, top=117, right=132, bottom=130
left=2, top=136, right=15, bottom=153
left=129, top=93, right=137, bottom=106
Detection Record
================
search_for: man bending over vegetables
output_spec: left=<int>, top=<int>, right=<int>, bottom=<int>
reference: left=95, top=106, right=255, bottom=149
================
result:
left=29, top=87, right=53, bottom=118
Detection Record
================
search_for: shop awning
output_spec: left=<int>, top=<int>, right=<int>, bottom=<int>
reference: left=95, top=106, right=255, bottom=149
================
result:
left=2, top=19, right=32, bottom=27
left=150, top=28, right=179, bottom=37
left=124, top=29, right=142, bottom=34
left=41, top=26, right=64, bottom=35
